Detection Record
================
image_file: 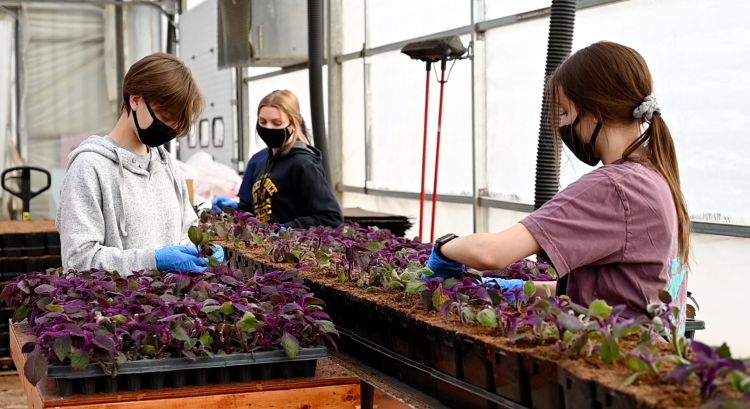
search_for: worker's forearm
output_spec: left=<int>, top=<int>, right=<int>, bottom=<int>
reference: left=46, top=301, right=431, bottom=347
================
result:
left=440, top=224, right=542, bottom=271
left=533, top=280, right=557, bottom=298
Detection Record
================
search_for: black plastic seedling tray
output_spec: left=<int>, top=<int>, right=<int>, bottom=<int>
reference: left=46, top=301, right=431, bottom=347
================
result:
left=46, top=347, right=327, bottom=396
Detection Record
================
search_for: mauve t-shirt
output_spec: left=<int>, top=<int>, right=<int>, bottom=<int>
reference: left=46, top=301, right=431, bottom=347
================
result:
left=520, top=159, right=688, bottom=325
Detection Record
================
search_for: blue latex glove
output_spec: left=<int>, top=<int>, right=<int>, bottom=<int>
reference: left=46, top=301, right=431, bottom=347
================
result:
left=421, top=244, right=464, bottom=280
left=272, top=226, right=288, bottom=237
left=481, top=277, right=525, bottom=301
left=211, top=244, right=225, bottom=263
left=155, top=246, right=208, bottom=272
left=212, top=195, right=238, bottom=212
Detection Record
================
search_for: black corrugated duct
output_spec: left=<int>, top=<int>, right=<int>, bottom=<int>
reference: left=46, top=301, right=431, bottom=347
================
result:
left=307, top=0, right=331, bottom=182
left=534, top=0, right=577, bottom=210
left=533, top=0, right=577, bottom=294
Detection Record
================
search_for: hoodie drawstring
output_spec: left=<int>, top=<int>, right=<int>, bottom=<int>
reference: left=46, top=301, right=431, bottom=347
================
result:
left=112, top=148, right=129, bottom=237
left=160, top=148, right=186, bottom=239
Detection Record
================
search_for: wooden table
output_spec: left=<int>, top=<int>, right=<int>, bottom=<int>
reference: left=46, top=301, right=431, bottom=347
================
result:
left=10, top=324, right=362, bottom=409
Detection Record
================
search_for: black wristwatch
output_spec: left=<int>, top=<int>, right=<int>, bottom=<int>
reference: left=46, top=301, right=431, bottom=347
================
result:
left=434, top=233, right=459, bottom=260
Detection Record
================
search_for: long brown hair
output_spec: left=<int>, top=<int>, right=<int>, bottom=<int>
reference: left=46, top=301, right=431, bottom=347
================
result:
left=548, top=41, right=691, bottom=263
left=121, top=52, right=204, bottom=137
left=257, top=90, right=310, bottom=153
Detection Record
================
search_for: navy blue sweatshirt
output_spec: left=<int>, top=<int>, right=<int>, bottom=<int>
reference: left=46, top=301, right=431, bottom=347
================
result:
left=238, top=143, right=343, bottom=228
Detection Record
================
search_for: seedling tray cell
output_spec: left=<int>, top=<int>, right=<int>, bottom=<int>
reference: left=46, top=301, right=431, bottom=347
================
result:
left=493, top=348, right=528, bottom=405
left=558, top=367, right=596, bottom=409
left=46, top=347, right=327, bottom=396
left=523, top=355, right=563, bottom=409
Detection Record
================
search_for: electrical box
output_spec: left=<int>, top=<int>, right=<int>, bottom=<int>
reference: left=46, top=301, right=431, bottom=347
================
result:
left=218, top=0, right=309, bottom=68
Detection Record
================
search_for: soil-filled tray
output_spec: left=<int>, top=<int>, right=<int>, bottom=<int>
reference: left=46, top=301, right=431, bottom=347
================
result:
left=221, top=241, right=723, bottom=409
left=46, top=346, right=327, bottom=396
left=226, top=247, right=530, bottom=409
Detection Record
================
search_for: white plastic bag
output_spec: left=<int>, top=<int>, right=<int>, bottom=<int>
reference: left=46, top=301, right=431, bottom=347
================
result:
left=176, top=152, right=242, bottom=208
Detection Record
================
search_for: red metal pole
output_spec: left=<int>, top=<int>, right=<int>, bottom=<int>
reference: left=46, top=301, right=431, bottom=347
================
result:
left=418, top=61, right=431, bottom=242
left=430, top=59, right=447, bottom=243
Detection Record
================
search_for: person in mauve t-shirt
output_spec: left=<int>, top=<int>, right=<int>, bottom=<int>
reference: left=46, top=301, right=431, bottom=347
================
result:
left=425, top=41, right=690, bottom=332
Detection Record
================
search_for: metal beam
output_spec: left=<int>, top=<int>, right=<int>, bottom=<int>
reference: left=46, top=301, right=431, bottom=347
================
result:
left=691, top=222, right=750, bottom=239
left=338, top=184, right=474, bottom=205
left=327, top=0, right=344, bottom=200
left=470, top=0, right=489, bottom=234
left=338, top=183, right=750, bottom=238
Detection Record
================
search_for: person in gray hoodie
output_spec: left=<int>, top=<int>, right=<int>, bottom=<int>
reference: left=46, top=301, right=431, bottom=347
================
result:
left=56, top=53, right=223, bottom=275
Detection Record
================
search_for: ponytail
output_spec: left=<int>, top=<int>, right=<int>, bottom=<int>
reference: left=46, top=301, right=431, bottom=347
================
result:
left=624, top=114, right=691, bottom=264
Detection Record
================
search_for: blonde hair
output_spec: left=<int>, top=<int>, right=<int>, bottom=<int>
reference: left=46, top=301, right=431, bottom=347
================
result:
left=257, top=90, right=310, bottom=153
left=120, top=52, right=204, bottom=137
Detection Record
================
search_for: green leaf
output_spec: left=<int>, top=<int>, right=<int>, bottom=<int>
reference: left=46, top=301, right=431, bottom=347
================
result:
left=13, top=304, right=31, bottom=322
left=183, top=338, right=198, bottom=350
left=218, top=301, right=235, bottom=315
left=24, top=349, right=48, bottom=386
left=199, top=335, right=214, bottom=346
left=201, top=232, right=211, bottom=245
left=431, top=286, right=451, bottom=310
left=202, top=303, right=221, bottom=314
left=46, top=303, right=63, bottom=313
left=365, top=241, right=384, bottom=252
left=717, top=343, right=732, bottom=359
left=658, top=290, right=672, bottom=304
left=405, top=280, right=427, bottom=295
left=621, top=372, right=641, bottom=388
left=112, top=314, right=128, bottom=325
left=477, top=308, right=498, bottom=329
left=283, top=252, right=300, bottom=264
left=461, top=306, right=476, bottom=323
left=315, top=320, right=338, bottom=334
left=142, top=345, right=156, bottom=357
left=588, top=299, right=613, bottom=320
left=443, top=278, right=459, bottom=290
left=625, top=355, right=649, bottom=373
left=563, top=330, right=574, bottom=345
left=417, top=267, right=433, bottom=277
left=208, top=256, right=220, bottom=267
left=237, top=312, right=260, bottom=332
left=389, top=281, right=405, bottom=289
left=53, top=335, right=72, bottom=362
left=215, top=224, right=228, bottom=239
left=315, top=251, right=331, bottom=267
left=172, top=325, right=190, bottom=341
left=599, top=337, right=620, bottom=364
left=523, top=280, right=537, bottom=298
left=280, top=332, right=300, bottom=359
left=188, top=226, right=202, bottom=246
left=70, top=348, right=90, bottom=370
left=338, top=272, right=348, bottom=282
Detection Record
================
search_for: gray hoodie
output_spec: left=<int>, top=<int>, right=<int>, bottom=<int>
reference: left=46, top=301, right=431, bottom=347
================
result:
left=56, top=135, right=197, bottom=274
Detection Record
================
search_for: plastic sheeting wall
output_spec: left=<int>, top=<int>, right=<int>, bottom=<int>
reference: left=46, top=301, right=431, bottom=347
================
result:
left=19, top=3, right=117, bottom=219
left=0, top=14, right=16, bottom=219
left=17, top=3, right=163, bottom=219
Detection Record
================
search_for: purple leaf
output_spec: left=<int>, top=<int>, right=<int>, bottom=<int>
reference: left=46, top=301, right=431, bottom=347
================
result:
left=23, top=349, right=48, bottom=386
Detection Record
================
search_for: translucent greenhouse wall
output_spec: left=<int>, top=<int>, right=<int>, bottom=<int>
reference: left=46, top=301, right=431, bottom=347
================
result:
left=238, top=0, right=750, bottom=357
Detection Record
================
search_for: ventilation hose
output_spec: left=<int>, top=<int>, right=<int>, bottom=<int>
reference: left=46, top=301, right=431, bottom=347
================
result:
left=307, top=0, right=331, bottom=182
left=533, top=0, right=577, bottom=294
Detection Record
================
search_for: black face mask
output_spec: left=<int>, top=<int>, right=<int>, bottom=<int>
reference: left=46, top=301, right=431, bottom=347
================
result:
left=559, top=116, right=603, bottom=166
left=133, top=100, right=178, bottom=147
left=256, top=123, right=291, bottom=149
